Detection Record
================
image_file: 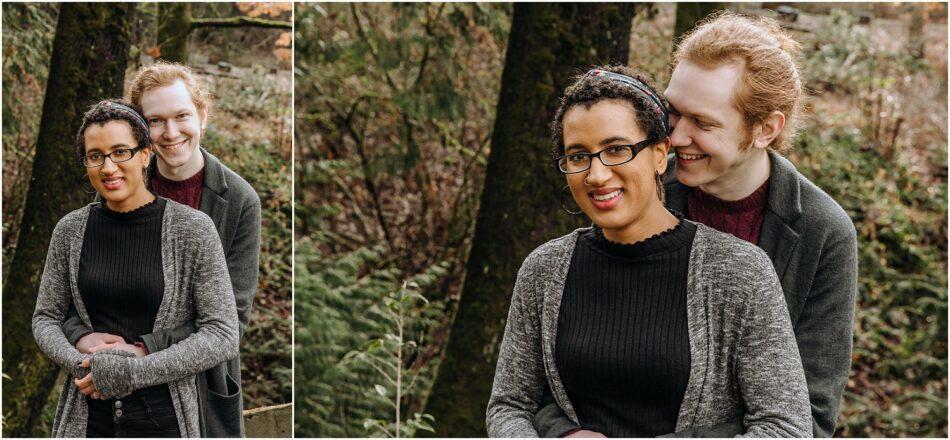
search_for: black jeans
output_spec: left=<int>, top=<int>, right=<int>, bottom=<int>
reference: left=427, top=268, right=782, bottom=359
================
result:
left=86, top=385, right=181, bottom=438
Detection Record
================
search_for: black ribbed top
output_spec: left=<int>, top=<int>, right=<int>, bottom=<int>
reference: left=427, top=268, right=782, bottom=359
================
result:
left=78, top=197, right=166, bottom=344
left=555, top=217, right=696, bottom=437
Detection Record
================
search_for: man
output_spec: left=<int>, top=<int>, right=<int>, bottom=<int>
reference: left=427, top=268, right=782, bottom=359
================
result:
left=62, top=62, right=262, bottom=437
left=534, top=13, right=857, bottom=438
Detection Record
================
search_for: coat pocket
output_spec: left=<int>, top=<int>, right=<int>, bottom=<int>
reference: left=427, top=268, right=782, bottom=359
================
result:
left=204, top=369, right=243, bottom=437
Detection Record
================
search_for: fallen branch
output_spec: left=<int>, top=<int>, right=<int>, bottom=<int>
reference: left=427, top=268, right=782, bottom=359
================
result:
left=192, top=16, right=291, bottom=30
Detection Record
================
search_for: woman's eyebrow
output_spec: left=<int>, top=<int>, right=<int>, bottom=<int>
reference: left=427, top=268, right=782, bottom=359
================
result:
left=565, top=143, right=587, bottom=153
left=599, top=136, right=632, bottom=146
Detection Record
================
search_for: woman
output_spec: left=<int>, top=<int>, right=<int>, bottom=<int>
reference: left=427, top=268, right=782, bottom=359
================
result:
left=485, top=67, right=811, bottom=437
left=32, top=100, right=238, bottom=437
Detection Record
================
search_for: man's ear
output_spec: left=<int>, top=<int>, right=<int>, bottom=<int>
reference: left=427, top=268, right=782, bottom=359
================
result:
left=753, top=110, right=786, bottom=149
left=199, top=109, right=208, bottom=130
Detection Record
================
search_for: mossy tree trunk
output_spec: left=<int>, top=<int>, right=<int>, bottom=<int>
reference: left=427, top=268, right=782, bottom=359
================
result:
left=673, top=3, right=724, bottom=43
left=157, top=2, right=191, bottom=63
left=424, top=3, right=634, bottom=437
left=1, top=4, right=134, bottom=437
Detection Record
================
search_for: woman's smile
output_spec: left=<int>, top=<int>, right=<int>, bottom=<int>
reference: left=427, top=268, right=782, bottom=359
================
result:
left=589, top=187, right=624, bottom=210
left=100, top=176, right=125, bottom=191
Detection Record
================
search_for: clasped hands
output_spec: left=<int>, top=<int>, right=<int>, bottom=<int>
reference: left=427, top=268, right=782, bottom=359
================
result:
left=74, top=332, right=145, bottom=400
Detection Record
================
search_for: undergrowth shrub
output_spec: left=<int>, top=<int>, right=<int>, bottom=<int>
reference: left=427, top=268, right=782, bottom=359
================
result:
left=295, top=237, right=448, bottom=437
left=795, top=9, right=948, bottom=437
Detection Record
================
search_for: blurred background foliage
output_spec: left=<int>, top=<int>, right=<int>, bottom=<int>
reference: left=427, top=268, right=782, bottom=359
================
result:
left=2, top=3, right=291, bottom=435
left=295, top=2, right=947, bottom=438
left=294, top=3, right=509, bottom=436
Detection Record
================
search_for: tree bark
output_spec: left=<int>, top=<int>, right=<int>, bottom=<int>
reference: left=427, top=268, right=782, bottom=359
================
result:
left=157, top=2, right=191, bottom=63
left=1, top=3, right=134, bottom=437
left=424, top=3, right=634, bottom=436
left=673, top=3, right=724, bottom=44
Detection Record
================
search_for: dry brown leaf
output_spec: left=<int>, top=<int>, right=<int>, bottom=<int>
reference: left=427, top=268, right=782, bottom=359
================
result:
left=237, top=2, right=292, bottom=18
left=146, top=46, right=162, bottom=59
left=275, top=32, right=292, bottom=48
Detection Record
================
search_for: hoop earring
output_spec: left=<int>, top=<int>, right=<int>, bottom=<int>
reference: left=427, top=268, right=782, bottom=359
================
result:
left=561, top=185, right=583, bottom=215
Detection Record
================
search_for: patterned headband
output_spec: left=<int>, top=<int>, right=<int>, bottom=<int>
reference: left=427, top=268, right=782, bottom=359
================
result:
left=96, top=100, right=149, bottom=134
left=585, top=69, right=670, bottom=134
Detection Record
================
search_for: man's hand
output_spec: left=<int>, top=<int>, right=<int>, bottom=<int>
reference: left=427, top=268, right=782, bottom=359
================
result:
left=76, top=332, right=125, bottom=354
left=88, top=342, right=146, bottom=357
left=75, top=358, right=102, bottom=399
left=564, top=430, right=607, bottom=438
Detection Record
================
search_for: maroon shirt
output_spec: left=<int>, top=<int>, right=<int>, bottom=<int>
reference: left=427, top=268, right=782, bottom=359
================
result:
left=151, top=167, right=205, bottom=210
left=686, top=179, right=769, bottom=245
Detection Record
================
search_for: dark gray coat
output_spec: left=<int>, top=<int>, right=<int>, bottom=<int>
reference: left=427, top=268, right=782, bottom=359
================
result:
left=487, top=224, right=812, bottom=437
left=62, top=148, right=261, bottom=437
left=533, top=151, right=857, bottom=437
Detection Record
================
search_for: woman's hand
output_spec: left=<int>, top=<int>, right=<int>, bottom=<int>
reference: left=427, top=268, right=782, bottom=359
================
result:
left=88, top=342, right=146, bottom=357
left=76, top=332, right=126, bottom=354
left=75, top=358, right=103, bottom=399
left=564, top=429, right=607, bottom=438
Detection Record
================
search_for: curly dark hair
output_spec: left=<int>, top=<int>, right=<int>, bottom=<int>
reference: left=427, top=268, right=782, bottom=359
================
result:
left=75, top=99, right=151, bottom=164
left=551, top=65, right=669, bottom=159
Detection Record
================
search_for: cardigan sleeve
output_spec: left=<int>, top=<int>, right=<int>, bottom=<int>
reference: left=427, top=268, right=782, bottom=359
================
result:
left=735, top=257, right=812, bottom=438
left=89, top=219, right=240, bottom=398
left=32, top=217, right=89, bottom=379
left=486, top=256, right=547, bottom=437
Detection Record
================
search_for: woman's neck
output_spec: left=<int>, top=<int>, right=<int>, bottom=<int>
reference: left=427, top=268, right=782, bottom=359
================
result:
left=105, top=190, right=156, bottom=213
left=601, top=203, right=679, bottom=245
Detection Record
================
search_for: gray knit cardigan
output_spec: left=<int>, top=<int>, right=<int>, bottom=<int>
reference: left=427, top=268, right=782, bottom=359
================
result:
left=32, top=199, right=239, bottom=438
left=486, top=223, right=812, bottom=437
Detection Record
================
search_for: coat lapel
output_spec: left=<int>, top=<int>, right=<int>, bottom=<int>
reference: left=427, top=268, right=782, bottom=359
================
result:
left=759, top=152, right=802, bottom=300
left=759, top=212, right=798, bottom=285
left=198, top=148, right=229, bottom=246
left=199, top=189, right=228, bottom=244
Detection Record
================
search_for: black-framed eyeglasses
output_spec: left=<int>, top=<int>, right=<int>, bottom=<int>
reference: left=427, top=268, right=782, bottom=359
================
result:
left=81, top=145, right=147, bottom=168
left=554, top=138, right=657, bottom=174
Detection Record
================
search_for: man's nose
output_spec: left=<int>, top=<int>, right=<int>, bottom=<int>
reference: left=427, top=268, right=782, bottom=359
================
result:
left=164, top=121, right=180, bottom=140
left=668, top=121, right=691, bottom=147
